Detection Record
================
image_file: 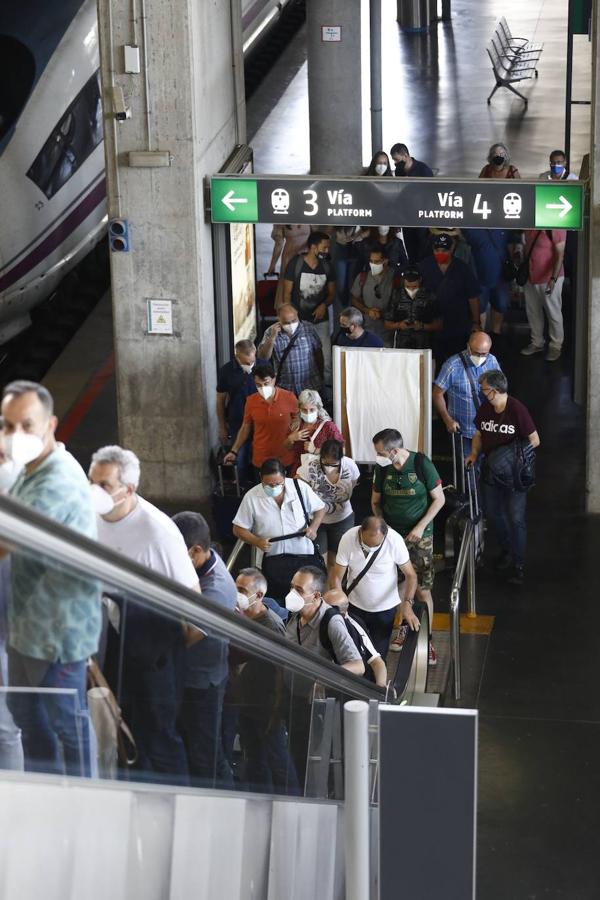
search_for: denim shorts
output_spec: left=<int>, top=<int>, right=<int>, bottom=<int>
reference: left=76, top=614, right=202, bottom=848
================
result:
left=316, top=512, right=355, bottom=554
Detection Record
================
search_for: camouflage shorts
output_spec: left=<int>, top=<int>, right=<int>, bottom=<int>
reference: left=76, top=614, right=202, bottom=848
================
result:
left=405, top=535, right=435, bottom=590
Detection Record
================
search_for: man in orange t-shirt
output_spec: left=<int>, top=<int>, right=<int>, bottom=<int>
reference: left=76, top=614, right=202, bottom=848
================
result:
left=224, top=362, right=297, bottom=471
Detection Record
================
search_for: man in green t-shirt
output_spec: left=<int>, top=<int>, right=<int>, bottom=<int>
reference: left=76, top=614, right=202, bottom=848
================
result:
left=371, top=428, right=445, bottom=665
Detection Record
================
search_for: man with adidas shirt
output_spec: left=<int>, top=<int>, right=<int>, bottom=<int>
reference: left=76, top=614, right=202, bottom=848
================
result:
left=371, top=428, right=445, bottom=665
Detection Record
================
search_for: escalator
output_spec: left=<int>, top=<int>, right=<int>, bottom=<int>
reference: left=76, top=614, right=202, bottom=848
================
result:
left=0, top=492, right=430, bottom=898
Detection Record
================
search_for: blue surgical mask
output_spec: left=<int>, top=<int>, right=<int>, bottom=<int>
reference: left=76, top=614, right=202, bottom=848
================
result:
left=263, top=483, right=284, bottom=498
left=551, top=164, right=565, bottom=176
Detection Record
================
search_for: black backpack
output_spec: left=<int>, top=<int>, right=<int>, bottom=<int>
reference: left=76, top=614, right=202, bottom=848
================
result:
left=319, top=607, right=373, bottom=672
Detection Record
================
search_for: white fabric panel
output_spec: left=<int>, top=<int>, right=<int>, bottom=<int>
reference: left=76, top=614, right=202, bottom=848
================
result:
left=268, top=801, right=341, bottom=900
left=343, top=350, right=422, bottom=461
left=0, top=781, right=131, bottom=900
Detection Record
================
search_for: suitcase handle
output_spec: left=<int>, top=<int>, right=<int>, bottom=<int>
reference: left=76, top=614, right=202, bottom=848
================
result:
left=263, top=271, right=279, bottom=279
left=451, top=431, right=466, bottom=496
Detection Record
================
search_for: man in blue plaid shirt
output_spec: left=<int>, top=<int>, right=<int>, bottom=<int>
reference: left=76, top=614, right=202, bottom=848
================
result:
left=257, top=304, right=323, bottom=396
left=432, top=332, right=500, bottom=457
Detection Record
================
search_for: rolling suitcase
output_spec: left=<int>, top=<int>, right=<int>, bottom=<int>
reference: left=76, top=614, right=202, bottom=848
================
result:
left=256, top=272, right=279, bottom=335
left=211, top=453, right=243, bottom=542
left=443, top=433, right=483, bottom=566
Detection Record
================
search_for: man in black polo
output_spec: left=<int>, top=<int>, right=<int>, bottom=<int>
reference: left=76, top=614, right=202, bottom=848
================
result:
left=418, top=233, right=481, bottom=364
left=390, top=143, right=434, bottom=263
left=216, top=339, right=257, bottom=481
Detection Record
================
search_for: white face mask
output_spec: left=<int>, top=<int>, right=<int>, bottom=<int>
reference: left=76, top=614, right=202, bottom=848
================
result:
left=0, top=459, right=22, bottom=493
left=285, top=589, right=305, bottom=613
left=300, top=410, right=318, bottom=424
left=376, top=454, right=393, bottom=467
left=263, top=482, right=284, bottom=498
left=236, top=591, right=257, bottom=611
left=374, top=163, right=387, bottom=175
left=405, top=287, right=418, bottom=299
left=90, top=483, right=116, bottom=516
left=283, top=322, right=299, bottom=335
left=360, top=540, right=378, bottom=554
left=258, top=385, right=274, bottom=400
left=378, top=226, right=390, bottom=236
left=323, top=464, right=340, bottom=473
left=5, top=432, right=45, bottom=467
left=239, top=362, right=254, bottom=374
left=469, top=354, right=486, bottom=367
left=370, top=262, right=384, bottom=276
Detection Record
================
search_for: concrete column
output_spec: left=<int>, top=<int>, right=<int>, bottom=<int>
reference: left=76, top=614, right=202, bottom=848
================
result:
left=586, top=0, right=600, bottom=511
left=97, top=0, right=245, bottom=503
left=307, top=0, right=363, bottom=174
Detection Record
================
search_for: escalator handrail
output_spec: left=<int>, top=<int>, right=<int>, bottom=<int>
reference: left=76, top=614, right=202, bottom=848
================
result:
left=392, top=601, right=429, bottom=700
left=449, top=519, right=475, bottom=700
left=0, top=493, right=385, bottom=702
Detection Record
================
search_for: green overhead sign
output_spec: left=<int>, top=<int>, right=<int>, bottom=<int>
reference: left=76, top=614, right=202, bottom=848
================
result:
left=209, top=175, right=584, bottom=230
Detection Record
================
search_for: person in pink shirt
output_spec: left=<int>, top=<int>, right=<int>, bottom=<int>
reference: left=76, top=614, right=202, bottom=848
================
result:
left=520, top=229, right=567, bottom=362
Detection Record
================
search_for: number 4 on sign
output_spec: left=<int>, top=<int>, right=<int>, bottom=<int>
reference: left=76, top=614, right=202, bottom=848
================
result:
left=473, top=193, right=491, bottom=220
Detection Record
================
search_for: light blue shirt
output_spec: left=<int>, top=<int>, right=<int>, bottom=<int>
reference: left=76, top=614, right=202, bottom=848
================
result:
left=434, top=351, right=501, bottom=438
left=9, top=446, right=101, bottom=663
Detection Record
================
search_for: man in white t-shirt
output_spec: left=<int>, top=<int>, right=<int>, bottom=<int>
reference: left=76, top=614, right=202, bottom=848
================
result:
left=324, top=588, right=387, bottom=687
left=331, top=516, right=419, bottom=659
left=89, top=445, right=199, bottom=785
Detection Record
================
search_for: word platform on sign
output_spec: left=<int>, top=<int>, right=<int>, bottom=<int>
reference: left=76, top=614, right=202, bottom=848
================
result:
left=209, top=176, right=584, bottom=230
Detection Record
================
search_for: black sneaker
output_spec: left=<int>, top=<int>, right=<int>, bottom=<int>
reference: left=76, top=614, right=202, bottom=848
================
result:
left=507, top=565, right=524, bottom=586
left=493, top=551, right=512, bottom=571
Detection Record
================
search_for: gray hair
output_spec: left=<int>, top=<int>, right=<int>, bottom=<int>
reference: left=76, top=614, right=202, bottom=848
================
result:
left=340, top=306, right=364, bottom=327
left=479, top=369, right=508, bottom=393
left=90, top=445, right=141, bottom=489
left=488, top=142, right=510, bottom=164
left=238, top=567, right=268, bottom=595
left=2, top=380, right=53, bottom=416
left=291, top=389, right=330, bottom=431
left=372, top=428, right=404, bottom=450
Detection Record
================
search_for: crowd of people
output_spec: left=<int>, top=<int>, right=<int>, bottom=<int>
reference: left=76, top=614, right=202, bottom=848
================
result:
left=0, top=138, right=565, bottom=792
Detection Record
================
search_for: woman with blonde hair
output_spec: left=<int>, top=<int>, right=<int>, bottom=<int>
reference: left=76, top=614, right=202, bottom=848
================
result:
left=286, top=389, right=343, bottom=474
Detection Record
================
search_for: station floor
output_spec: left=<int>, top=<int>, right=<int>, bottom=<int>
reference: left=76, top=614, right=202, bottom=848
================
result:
left=42, top=1, right=597, bottom=896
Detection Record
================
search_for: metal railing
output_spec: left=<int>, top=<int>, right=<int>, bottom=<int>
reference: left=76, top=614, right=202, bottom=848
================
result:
left=449, top=520, right=477, bottom=702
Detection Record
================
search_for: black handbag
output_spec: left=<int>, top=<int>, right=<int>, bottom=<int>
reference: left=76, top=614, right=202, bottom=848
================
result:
left=261, top=480, right=327, bottom=601
left=515, top=231, right=544, bottom=286
left=501, top=258, right=518, bottom=282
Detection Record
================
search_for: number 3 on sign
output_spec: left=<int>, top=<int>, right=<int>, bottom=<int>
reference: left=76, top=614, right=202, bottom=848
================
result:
left=303, top=189, right=319, bottom=217
left=473, top=193, right=491, bottom=220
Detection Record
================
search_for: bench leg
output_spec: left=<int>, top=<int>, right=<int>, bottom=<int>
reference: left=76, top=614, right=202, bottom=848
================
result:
left=487, top=82, right=500, bottom=104
left=505, top=82, right=528, bottom=104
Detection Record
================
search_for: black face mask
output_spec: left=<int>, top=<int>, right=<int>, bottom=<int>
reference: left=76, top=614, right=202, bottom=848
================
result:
left=395, top=161, right=406, bottom=174
left=341, top=326, right=353, bottom=335
left=317, top=252, right=331, bottom=261
left=491, top=155, right=505, bottom=167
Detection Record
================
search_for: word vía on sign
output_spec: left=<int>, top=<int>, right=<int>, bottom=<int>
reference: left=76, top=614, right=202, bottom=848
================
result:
left=325, top=188, right=373, bottom=218
left=419, top=191, right=465, bottom=220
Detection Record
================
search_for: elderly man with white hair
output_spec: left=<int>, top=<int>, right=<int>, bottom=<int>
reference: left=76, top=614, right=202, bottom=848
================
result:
left=89, top=444, right=199, bottom=785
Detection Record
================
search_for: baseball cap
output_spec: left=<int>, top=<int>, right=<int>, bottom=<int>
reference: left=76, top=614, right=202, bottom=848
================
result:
left=432, top=233, right=453, bottom=250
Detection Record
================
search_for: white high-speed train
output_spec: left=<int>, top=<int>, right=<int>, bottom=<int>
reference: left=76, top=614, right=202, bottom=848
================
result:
left=0, top=0, right=295, bottom=344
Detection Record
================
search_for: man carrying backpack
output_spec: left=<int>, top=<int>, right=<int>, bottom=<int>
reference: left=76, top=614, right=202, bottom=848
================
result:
left=323, top=589, right=388, bottom=687
left=371, top=428, right=445, bottom=665
left=350, top=247, right=396, bottom=345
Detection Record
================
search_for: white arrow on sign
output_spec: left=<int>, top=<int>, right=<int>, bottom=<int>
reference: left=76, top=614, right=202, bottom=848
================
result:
left=221, top=189, right=248, bottom=212
left=545, top=195, right=572, bottom=219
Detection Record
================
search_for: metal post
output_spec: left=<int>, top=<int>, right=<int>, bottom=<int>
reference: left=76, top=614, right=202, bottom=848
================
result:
left=344, top=700, right=370, bottom=900
left=565, top=0, right=574, bottom=165
left=450, top=586, right=461, bottom=701
left=370, top=0, right=383, bottom=155
left=467, top=534, right=477, bottom=618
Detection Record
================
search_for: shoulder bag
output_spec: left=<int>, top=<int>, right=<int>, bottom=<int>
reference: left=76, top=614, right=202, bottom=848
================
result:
left=342, top=533, right=386, bottom=596
left=459, top=351, right=483, bottom=411
left=515, top=231, right=544, bottom=286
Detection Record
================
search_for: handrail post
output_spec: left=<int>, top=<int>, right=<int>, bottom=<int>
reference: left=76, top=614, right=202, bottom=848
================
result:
left=344, top=701, right=370, bottom=900
left=467, top=530, right=477, bottom=618
left=450, top=586, right=462, bottom=701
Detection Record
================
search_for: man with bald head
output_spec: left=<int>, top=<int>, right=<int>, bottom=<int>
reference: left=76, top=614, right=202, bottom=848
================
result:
left=433, top=331, right=501, bottom=458
left=331, top=515, right=419, bottom=659
left=257, top=303, right=323, bottom=396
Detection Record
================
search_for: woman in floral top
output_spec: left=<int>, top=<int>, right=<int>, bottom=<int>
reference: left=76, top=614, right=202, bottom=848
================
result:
left=296, top=439, right=360, bottom=568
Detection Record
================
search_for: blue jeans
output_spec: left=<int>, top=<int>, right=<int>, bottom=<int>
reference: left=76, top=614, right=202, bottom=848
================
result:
left=0, top=638, right=23, bottom=771
left=7, top=648, right=91, bottom=776
left=180, top=678, right=234, bottom=789
left=480, top=283, right=510, bottom=315
left=239, top=715, right=300, bottom=795
left=483, top=482, right=528, bottom=566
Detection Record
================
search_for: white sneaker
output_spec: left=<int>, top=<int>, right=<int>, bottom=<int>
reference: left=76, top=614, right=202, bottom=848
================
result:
left=520, top=343, right=544, bottom=356
left=545, top=346, right=561, bottom=362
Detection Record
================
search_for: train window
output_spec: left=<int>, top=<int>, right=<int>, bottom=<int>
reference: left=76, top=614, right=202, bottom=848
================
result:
left=0, top=35, right=36, bottom=142
left=26, top=70, right=103, bottom=200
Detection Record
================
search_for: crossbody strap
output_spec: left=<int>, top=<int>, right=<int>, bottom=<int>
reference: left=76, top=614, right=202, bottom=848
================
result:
left=268, top=479, right=311, bottom=542
left=524, top=230, right=543, bottom=264
left=275, top=327, right=302, bottom=383
left=459, top=351, right=483, bottom=411
left=345, top=535, right=386, bottom=596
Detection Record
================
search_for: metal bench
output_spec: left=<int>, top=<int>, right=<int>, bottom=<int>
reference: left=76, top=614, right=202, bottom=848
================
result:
left=499, top=16, right=544, bottom=56
left=486, top=37, right=537, bottom=106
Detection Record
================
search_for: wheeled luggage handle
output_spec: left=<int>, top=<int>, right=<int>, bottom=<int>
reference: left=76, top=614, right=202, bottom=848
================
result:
left=216, top=462, right=242, bottom=498
left=451, top=431, right=466, bottom=496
